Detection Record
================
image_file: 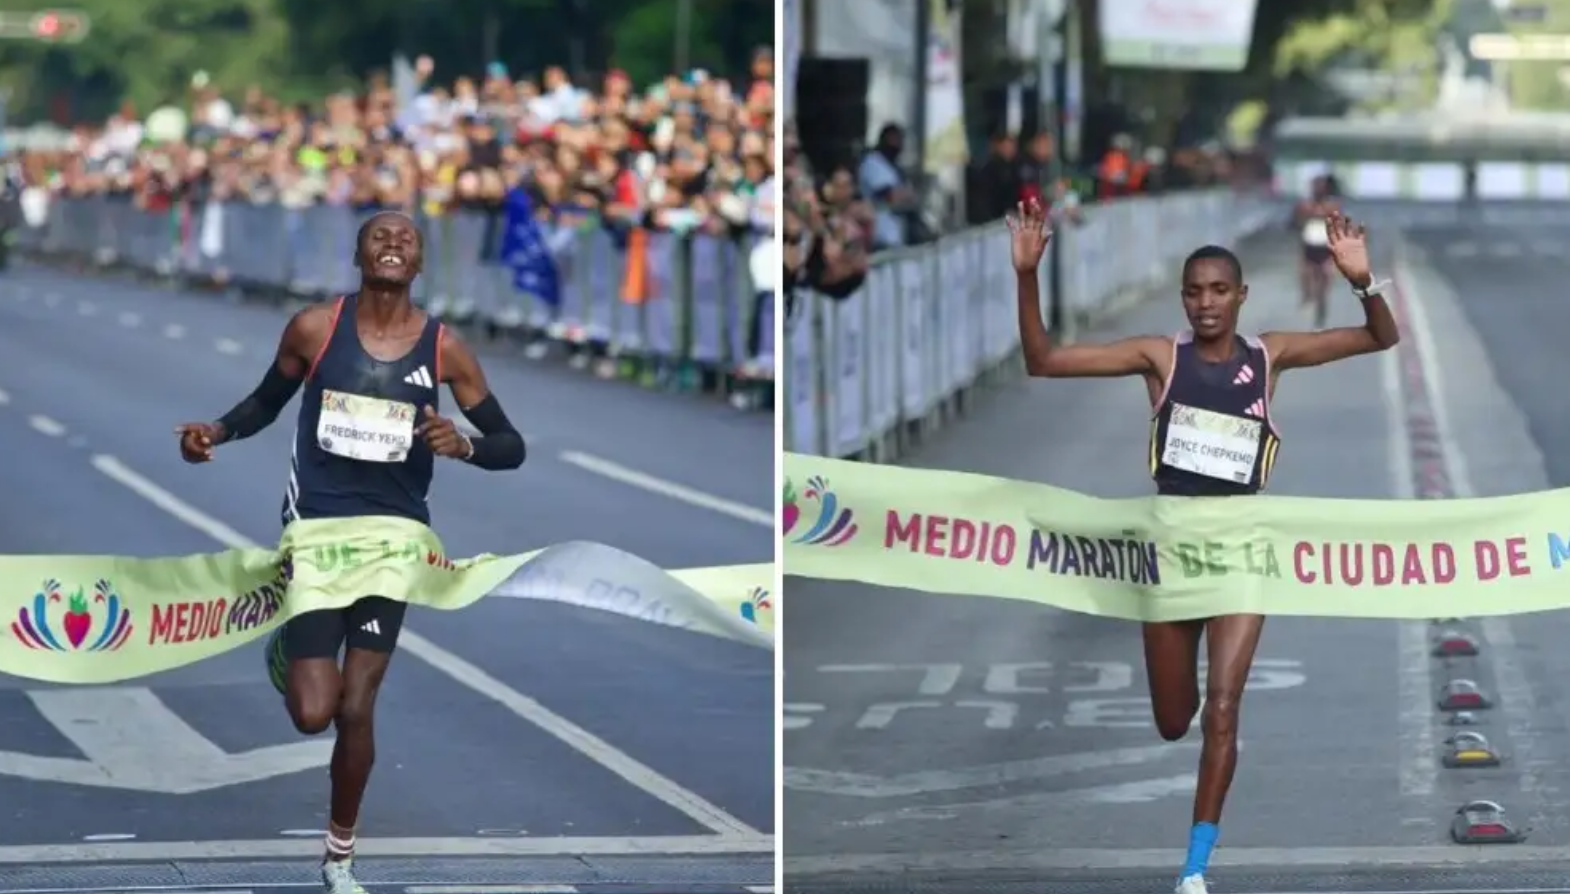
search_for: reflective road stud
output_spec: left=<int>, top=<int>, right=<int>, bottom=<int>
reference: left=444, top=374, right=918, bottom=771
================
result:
left=1450, top=799, right=1527, bottom=843
left=1438, top=678, right=1493, bottom=711
left=1431, top=629, right=1480, bottom=657
left=1442, top=731, right=1502, bottom=768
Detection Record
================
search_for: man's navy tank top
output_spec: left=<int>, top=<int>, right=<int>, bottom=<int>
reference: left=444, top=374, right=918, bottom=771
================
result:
left=1147, top=330, right=1280, bottom=497
left=282, top=294, right=443, bottom=526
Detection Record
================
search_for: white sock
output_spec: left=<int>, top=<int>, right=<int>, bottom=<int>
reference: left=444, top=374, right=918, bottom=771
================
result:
left=325, top=829, right=355, bottom=860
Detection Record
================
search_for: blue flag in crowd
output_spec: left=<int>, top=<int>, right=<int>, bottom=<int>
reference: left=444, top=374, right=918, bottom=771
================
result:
left=501, top=186, right=559, bottom=307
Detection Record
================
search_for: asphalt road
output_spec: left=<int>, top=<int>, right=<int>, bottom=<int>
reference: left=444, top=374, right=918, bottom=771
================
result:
left=783, top=225, right=1570, bottom=893
left=0, top=261, right=774, bottom=893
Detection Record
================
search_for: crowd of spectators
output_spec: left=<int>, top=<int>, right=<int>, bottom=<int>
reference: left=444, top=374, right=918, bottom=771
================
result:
left=16, top=50, right=778, bottom=245
left=969, top=131, right=1249, bottom=226
left=782, top=115, right=1265, bottom=315
left=780, top=119, right=873, bottom=314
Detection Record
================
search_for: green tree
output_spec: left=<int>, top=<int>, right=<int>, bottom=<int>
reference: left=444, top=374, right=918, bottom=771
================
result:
left=0, top=0, right=297, bottom=119
left=0, top=0, right=770, bottom=124
left=1270, top=0, right=1456, bottom=112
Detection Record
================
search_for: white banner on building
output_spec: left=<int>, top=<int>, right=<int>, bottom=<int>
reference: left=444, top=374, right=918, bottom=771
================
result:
left=1099, top=0, right=1260, bottom=71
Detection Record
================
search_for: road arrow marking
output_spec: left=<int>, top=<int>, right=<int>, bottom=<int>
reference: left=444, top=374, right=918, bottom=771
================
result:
left=784, top=742, right=1198, bottom=798
left=859, top=773, right=1200, bottom=824
left=0, top=687, right=332, bottom=794
left=1072, top=772, right=1198, bottom=804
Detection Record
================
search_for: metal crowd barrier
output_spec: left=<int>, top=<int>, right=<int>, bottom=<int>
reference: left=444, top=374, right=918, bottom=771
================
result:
left=785, top=188, right=1279, bottom=460
left=18, top=195, right=775, bottom=398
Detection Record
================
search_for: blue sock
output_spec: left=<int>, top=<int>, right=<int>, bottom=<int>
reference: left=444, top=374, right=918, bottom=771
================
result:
left=1181, top=822, right=1218, bottom=879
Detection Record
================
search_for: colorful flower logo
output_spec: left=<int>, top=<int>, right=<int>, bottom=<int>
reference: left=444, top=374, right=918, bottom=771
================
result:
left=739, top=587, right=772, bottom=625
left=12, top=579, right=133, bottom=652
left=783, top=475, right=858, bottom=546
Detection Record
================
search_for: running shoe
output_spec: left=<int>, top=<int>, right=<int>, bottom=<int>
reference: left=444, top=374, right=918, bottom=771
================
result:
left=321, top=858, right=369, bottom=894
left=1175, top=874, right=1208, bottom=894
left=265, top=627, right=287, bottom=695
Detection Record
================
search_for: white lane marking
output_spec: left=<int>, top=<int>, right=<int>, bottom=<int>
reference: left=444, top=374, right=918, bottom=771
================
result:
left=559, top=450, right=771, bottom=527
left=215, top=338, right=243, bottom=355
left=91, top=455, right=252, bottom=546
left=78, top=301, right=97, bottom=317
left=28, top=415, right=66, bottom=437
left=0, top=387, right=11, bottom=405
left=1397, top=252, right=1553, bottom=830
left=80, top=833, right=137, bottom=842
left=398, top=626, right=756, bottom=836
left=89, top=453, right=762, bottom=840
left=1381, top=295, right=1434, bottom=802
left=279, top=828, right=320, bottom=837
left=0, top=833, right=770, bottom=863
left=1250, top=889, right=1570, bottom=894
left=407, top=887, right=578, bottom=894
left=164, top=323, right=186, bottom=340
left=118, top=311, right=141, bottom=328
left=791, top=845, right=1570, bottom=872
left=745, top=888, right=775, bottom=894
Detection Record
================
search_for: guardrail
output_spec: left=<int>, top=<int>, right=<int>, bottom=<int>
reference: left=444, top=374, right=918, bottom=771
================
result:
left=785, top=188, right=1279, bottom=460
left=16, top=195, right=775, bottom=408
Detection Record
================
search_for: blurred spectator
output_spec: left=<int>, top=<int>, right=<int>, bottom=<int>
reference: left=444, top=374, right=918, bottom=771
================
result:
left=967, top=130, right=1082, bottom=228
left=783, top=123, right=870, bottom=315
left=1096, top=134, right=1140, bottom=200
left=960, top=123, right=1248, bottom=229
left=973, top=132, right=1021, bottom=223
left=856, top=123, right=920, bottom=251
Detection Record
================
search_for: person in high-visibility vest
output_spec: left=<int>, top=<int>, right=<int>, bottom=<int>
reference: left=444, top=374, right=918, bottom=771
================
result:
left=1097, top=134, right=1137, bottom=200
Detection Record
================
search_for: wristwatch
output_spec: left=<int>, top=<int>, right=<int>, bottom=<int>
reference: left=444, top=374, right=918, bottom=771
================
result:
left=1353, top=277, right=1390, bottom=300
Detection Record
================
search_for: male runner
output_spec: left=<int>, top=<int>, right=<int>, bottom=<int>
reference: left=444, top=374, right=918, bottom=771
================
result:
left=1292, top=174, right=1341, bottom=328
left=175, top=211, right=526, bottom=894
left=1009, top=198, right=1398, bottom=894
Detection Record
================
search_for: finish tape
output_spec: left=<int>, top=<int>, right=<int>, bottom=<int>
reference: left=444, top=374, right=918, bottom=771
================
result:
left=3, top=515, right=773, bottom=684
left=784, top=453, right=1570, bottom=621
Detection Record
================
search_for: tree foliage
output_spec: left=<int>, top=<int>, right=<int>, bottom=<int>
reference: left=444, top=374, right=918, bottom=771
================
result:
left=1489, top=0, right=1570, bottom=111
left=1269, top=0, right=1455, bottom=112
left=0, top=0, right=771, bottom=123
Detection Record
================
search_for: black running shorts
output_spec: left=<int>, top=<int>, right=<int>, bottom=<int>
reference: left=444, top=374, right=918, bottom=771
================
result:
left=1302, top=244, right=1332, bottom=265
left=283, top=596, right=408, bottom=659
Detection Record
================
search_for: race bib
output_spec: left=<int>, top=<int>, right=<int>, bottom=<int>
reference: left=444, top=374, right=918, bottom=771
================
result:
left=1162, top=403, right=1261, bottom=484
left=1301, top=219, right=1329, bottom=246
left=317, top=390, right=416, bottom=463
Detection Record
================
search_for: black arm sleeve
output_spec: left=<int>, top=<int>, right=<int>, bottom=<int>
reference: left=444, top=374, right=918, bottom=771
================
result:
left=458, top=392, right=525, bottom=470
left=216, top=362, right=303, bottom=443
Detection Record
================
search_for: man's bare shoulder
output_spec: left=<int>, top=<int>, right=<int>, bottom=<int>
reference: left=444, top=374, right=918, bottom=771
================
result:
left=295, top=297, right=344, bottom=329
left=279, top=298, right=344, bottom=354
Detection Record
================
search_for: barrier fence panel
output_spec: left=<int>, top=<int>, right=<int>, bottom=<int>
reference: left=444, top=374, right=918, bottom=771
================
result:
left=17, top=194, right=775, bottom=403
left=786, top=188, right=1279, bottom=460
